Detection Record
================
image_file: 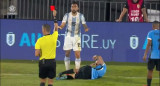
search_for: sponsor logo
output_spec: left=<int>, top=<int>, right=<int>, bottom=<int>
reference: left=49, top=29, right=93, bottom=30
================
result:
left=18, top=32, right=116, bottom=49
left=7, top=5, right=17, bottom=15
left=130, top=35, right=139, bottom=49
left=6, top=32, right=15, bottom=46
left=131, top=10, right=139, bottom=16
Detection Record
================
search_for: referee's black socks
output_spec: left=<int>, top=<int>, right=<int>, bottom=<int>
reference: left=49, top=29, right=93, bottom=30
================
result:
left=48, top=84, right=53, bottom=86
left=40, top=83, right=45, bottom=86
left=147, top=79, right=152, bottom=86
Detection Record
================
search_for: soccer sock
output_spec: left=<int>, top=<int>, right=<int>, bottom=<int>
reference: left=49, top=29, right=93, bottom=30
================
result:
left=147, top=79, right=152, bottom=86
left=60, top=69, right=74, bottom=75
left=67, top=75, right=74, bottom=79
left=64, top=56, right=70, bottom=70
left=48, top=84, right=53, bottom=86
left=40, top=83, right=45, bottom=86
left=75, top=58, right=81, bottom=69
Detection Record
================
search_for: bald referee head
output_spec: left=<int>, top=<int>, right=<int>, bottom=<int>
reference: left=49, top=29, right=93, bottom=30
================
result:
left=42, top=24, right=51, bottom=35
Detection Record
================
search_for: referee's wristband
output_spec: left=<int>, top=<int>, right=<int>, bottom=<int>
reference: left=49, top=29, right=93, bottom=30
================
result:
left=54, top=16, right=58, bottom=23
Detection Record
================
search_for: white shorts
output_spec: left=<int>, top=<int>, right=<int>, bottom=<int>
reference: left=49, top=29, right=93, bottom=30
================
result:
left=63, top=36, right=81, bottom=51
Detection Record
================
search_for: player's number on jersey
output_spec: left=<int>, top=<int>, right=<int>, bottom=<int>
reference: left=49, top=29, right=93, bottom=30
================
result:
left=77, top=43, right=81, bottom=47
left=72, top=22, right=76, bottom=26
left=131, top=17, right=139, bottom=22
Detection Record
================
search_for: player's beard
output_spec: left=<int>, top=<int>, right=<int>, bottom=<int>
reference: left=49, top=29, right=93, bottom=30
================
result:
left=72, top=10, right=77, bottom=14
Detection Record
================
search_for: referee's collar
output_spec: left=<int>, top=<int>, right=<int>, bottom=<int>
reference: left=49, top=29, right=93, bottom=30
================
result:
left=44, top=34, right=50, bottom=36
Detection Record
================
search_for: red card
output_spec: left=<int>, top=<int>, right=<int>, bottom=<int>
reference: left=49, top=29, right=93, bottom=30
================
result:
left=50, top=5, right=55, bottom=11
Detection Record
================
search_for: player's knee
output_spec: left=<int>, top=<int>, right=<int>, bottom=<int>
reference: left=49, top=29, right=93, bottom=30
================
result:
left=148, top=70, right=153, bottom=73
left=65, top=51, right=71, bottom=57
left=75, top=54, right=80, bottom=58
left=48, top=79, right=53, bottom=85
left=147, top=70, right=153, bottom=77
left=40, top=79, right=46, bottom=84
left=75, top=52, right=80, bottom=58
left=65, top=53, right=70, bottom=57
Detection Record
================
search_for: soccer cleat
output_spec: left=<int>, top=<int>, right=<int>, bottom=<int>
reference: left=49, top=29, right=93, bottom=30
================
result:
left=143, top=85, right=147, bottom=86
left=56, top=76, right=67, bottom=80
left=58, top=73, right=63, bottom=77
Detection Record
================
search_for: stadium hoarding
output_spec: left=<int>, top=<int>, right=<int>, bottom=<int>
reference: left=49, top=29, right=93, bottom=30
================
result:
left=0, top=19, right=152, bottom=62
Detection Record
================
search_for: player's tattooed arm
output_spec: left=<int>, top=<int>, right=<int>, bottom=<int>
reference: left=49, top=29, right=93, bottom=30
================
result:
left=82, top=24, right=89, bottom=32
left=59, top=22, right=66, bottom=29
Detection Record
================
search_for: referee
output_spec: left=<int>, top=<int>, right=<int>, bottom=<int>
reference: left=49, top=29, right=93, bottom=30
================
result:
left=35, top=10, right=58, bottom=86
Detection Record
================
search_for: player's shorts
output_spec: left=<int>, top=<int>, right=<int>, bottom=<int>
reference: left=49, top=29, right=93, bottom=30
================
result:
left=75, top=65, right=92, bottom=79
left=63, top=36, right=81, bottom=51
left=39, top=59, right=56, bottom=79
left=148, top=59, right=160, bottom=71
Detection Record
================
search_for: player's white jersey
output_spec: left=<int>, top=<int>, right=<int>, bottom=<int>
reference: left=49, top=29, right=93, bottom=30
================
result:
left=62, top=12, right=86, bottom=37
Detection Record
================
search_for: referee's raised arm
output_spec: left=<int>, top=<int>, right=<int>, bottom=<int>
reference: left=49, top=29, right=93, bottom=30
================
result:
left=53, top=10, right=58, bottom=31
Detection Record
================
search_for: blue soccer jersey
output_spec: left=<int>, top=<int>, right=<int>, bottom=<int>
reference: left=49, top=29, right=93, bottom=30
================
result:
left=91, top=64, right=107, bottom=80
left=147, top=30, right=160, bottom=59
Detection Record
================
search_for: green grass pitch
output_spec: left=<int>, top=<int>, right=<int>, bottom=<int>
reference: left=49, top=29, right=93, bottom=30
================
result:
left=0, top=60, right=159, bottom=86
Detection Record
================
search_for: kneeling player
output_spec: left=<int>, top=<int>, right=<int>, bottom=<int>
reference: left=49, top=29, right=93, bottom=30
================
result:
left=56, top=55, right=107, bottom=80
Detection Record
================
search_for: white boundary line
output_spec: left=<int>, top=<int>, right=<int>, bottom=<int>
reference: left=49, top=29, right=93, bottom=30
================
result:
left=103, top=76, right=159, bottom=79
left=1, top=73, right=35, bottom=76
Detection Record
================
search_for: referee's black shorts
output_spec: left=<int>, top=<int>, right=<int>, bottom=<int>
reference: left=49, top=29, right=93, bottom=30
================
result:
left=148, top=59, right=160, bottom=71
left=39, top=59, right=56, bottom=79
left=75, top=65, right=92, bottom=79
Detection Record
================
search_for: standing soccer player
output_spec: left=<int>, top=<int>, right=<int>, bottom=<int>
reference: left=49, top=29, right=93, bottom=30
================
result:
left=59, top=1, right=89, bottom=71
left=143, top=21, right=160, bottom=86
left=35, top=10, right=59, bottom=86
left=116, top=0, right=149, bottom=22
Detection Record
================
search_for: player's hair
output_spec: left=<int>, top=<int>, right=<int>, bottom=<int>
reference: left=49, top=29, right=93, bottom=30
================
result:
left=42, top=24, right=51, bottom=32
left=153, top=21, right=159, bottom=24
left=152, top=21, right=159, bottom=25
left=71, top=1, right=79, bottom=7
left=152, top=21, right=159, bottom=29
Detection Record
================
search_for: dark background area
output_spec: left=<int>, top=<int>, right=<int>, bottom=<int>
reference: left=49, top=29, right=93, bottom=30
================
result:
left=0, top=0, right=159, bottom=22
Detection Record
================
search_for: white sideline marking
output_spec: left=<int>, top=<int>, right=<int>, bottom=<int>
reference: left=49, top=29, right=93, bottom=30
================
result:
left=1, top=73, right=36, bottom=76
left=1, top=73, right=159, bottom=79
left=103, top=76, right=159, bottom=79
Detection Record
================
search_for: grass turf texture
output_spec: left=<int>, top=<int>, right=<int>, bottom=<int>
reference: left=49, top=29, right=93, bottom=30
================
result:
left=0, top=60, right=159, bottom=86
